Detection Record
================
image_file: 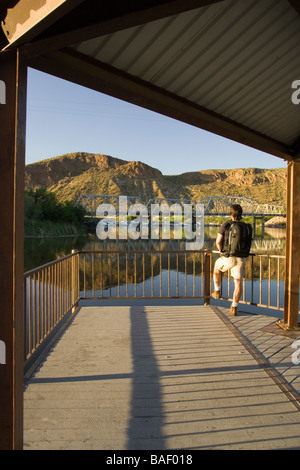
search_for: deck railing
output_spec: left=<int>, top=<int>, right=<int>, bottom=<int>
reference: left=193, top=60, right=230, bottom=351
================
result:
left=79, top=250, right=211, bottom=302
left=24, top=251, right=79, bottom=364
left=24, top=249, right=292, bottom=368
left=211, top=251, right=286, bottom=311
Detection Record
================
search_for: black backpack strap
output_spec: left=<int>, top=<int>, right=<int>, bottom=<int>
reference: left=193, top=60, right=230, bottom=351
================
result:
left=221, top=220, right=232, bottom=255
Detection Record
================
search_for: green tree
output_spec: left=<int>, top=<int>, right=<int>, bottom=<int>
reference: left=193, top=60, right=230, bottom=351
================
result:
left=24, top=187, right=86, bottom=225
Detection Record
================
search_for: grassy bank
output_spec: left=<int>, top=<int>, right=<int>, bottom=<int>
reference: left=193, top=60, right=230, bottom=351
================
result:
left=204, top=215, right=275, bottom=225
left=24, top=187, right=87, bottom=237
left=24, top=218, right=87, bottom=237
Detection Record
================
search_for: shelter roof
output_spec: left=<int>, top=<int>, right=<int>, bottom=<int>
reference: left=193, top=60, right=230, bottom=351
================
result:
left=2, top=0, right=300, bottom=160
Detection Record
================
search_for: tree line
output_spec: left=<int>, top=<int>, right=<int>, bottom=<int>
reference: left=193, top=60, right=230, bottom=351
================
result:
left=25, top=187, right=86, bottom=226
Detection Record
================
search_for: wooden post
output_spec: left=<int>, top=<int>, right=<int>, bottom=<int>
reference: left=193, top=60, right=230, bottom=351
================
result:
left=0, top=49, right=27, bottom=449
left=278, top=161, right=300, bottom=330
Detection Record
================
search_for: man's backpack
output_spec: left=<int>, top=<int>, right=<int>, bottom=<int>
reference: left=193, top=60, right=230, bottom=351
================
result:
left=222, top=221, right=252, bottom=258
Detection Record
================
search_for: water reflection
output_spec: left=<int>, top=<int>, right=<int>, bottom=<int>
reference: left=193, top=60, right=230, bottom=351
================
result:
left=24, top=236, right=87, bottom=272
left=24, top=225, right=286, bottom=272
left=24, top=226, right=290, bottom=327
left=264, top=227, right=286, bottom=239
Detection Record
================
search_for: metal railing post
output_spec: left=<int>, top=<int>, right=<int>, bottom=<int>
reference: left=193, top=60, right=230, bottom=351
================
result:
left=204, top=251, right=211, bottom=305
left=71, top=250, right=79, bottom=313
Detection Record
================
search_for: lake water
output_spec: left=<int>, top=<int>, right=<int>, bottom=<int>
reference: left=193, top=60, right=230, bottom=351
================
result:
left=24, top=224, right=289, bottom=329
left=24, top=224, right=286, bottom=271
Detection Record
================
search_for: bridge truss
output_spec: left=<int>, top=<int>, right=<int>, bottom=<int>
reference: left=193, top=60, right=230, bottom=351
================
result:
left=75, top=194, right=285, bottom=217
left=198, top=196, right=285, bottom=216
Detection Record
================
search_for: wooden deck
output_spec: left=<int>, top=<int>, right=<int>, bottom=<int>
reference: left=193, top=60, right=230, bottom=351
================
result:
left=24, top=305, right=300, bottom=450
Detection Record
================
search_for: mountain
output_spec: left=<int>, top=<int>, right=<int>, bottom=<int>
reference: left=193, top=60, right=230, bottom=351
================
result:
left=25, top=152, right=287, bottom=206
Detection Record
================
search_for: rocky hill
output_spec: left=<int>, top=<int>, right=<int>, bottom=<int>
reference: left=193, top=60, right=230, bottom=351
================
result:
left=25, top=152, right=287, bottom=206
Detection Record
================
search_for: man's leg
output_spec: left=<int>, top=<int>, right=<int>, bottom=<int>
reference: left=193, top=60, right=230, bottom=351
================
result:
left=233, top=278, right=242, bottom=302
left=212, top=257, right=236, bottom=299
left=230, top=277, right=242, bottom=315
left=230, top=258, right=246, bottom=315
left=213, top=268, right=221, bottom=297
left=212, top=257, right=224, bottom=298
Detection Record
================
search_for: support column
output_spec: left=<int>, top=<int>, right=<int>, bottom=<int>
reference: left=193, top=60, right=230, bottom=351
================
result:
left=278, top=160, right=300, bottom=330
left=0, top=49, right=27, bottom=449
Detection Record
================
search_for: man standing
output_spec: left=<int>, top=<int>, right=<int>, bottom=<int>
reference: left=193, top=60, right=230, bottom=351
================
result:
left=212, top=204, right=252, bottom=315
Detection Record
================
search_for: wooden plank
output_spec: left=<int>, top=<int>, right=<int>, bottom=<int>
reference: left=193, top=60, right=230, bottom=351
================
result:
left=0, top=49, right=27, bottom=450
left=23, top=305, right=300, bottom=450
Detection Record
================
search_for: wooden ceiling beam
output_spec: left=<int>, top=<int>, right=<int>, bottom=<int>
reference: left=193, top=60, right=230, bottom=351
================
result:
left=28, top=47, right=291, bottom=162
left=22, top=0, right=225, bottom=58
left=1, top=0, right=85, bottom=51
left=288, top=0, right=300, bottom=17
left=288, top=134, right=300, bottom=159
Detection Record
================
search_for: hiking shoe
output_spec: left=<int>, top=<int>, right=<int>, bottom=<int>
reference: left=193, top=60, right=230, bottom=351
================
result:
left=212, top=291, right=220, bottom=299
left=230, top=305, right=237, bottom=315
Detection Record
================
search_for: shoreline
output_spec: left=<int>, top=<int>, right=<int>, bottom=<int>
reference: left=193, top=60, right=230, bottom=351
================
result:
left=24, top=234, right=88, bottom=239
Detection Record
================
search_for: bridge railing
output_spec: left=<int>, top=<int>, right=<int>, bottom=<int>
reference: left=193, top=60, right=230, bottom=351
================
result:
left=24, top=249, right=296, bottom=373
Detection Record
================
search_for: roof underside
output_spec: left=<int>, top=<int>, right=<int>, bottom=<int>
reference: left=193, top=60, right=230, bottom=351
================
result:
left=2, top=0, right=300, bottom=161
left=73, top=0, right=300, bottom=150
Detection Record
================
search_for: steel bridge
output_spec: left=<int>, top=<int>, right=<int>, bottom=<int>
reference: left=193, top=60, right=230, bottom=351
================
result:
left=75, top=194, right=286, bottom=217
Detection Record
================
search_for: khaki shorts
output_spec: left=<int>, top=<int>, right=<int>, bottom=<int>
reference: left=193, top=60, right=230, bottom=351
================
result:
left=214, top=256, right=247, bottom=280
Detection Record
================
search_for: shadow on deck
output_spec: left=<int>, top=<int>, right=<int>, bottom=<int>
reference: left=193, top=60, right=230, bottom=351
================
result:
left=24, top=305, right=300, bottom=450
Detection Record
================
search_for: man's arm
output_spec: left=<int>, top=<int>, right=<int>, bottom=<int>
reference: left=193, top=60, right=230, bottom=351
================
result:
left=216, top=233, right=223, bottom=252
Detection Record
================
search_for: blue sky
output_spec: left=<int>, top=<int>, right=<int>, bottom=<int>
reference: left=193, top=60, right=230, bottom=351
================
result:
left=26, top=68, right=286, bottom=175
